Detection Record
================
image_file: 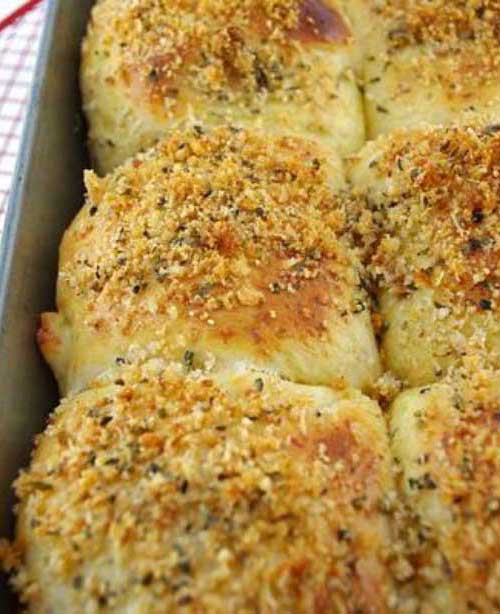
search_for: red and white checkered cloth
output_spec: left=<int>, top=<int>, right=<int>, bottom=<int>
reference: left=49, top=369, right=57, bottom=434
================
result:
left=0, top=0, right=47, bottom=239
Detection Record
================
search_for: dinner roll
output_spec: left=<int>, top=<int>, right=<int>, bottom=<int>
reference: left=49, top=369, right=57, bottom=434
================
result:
left=390, top=364, right=500, bottom=612
left=81, top=0, right=364, bottom=174
left=349, top=124, right=500, bottom=385
left=11, top=360, right=394, bottom=613
left=348, top=0, right=500, bottom=137
left=38, top=128, right=381, bottom=395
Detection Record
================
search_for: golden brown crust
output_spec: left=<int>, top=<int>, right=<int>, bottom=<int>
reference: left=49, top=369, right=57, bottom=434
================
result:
left=289, top=0, right=351, bottom=44
left=12, top=5, right=500, bottom=611
left=92, top=0, right=353, bottom=102
left=352, top=0, right=500, bottom=136
left=390, top=364, right=500, bottom=611
left=11, top=362, right=394, bottom=613
left=46, top=127, right=380, bottom=394
left=370, top=127, right=500, bottom=303
left=349, top=124, right=500, bottom=384
left=376, top=0, right=500, bottom=84
left=81, top=0, right=364, bottom=172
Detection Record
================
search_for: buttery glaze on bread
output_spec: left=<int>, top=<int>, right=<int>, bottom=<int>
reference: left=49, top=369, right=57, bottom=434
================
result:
left=39, top=128, right=380, bottom=395
left=349, top=0, right=500, bottom=137
left=81, top=0, right=364, bottom=173
left=11, top=361, right=395, bottom=613
left=349, top=123, right=500, bottom=385
left=390, top=364, right=500, bottom=612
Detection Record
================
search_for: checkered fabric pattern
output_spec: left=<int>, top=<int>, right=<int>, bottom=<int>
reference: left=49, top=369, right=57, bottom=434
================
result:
left=0, top=0, right=46, bottom=239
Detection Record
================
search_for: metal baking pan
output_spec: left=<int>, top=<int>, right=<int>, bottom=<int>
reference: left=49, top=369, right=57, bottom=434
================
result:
left=0, top=0, right=93, bottom=607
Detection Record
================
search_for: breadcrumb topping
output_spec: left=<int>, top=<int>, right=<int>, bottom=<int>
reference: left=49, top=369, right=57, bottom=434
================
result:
left=359, top=124, right=500, bottom=316
left=392, top=362, right=500, bottom=609
left=9, top=363, right=393, bottom=612
left=90, top=0, right=350, bottom=117
left=62, top=127, right=362, bottom=336
left=6, top=2, right=500, bottom=609
left=376, top=0, right=500, bottom=92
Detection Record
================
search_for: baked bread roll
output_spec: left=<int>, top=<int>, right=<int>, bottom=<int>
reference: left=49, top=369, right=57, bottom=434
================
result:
left=390, top=365, right=500, bottom=612
left=348, top=0, right=500, bottom=137
left=11, top=360, right=394, bottom=613
left=349, top=124, right=500, bottom=385
left=39, top=128, right=381, bottom=395
left=81, top=0, right=364, bottom=174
